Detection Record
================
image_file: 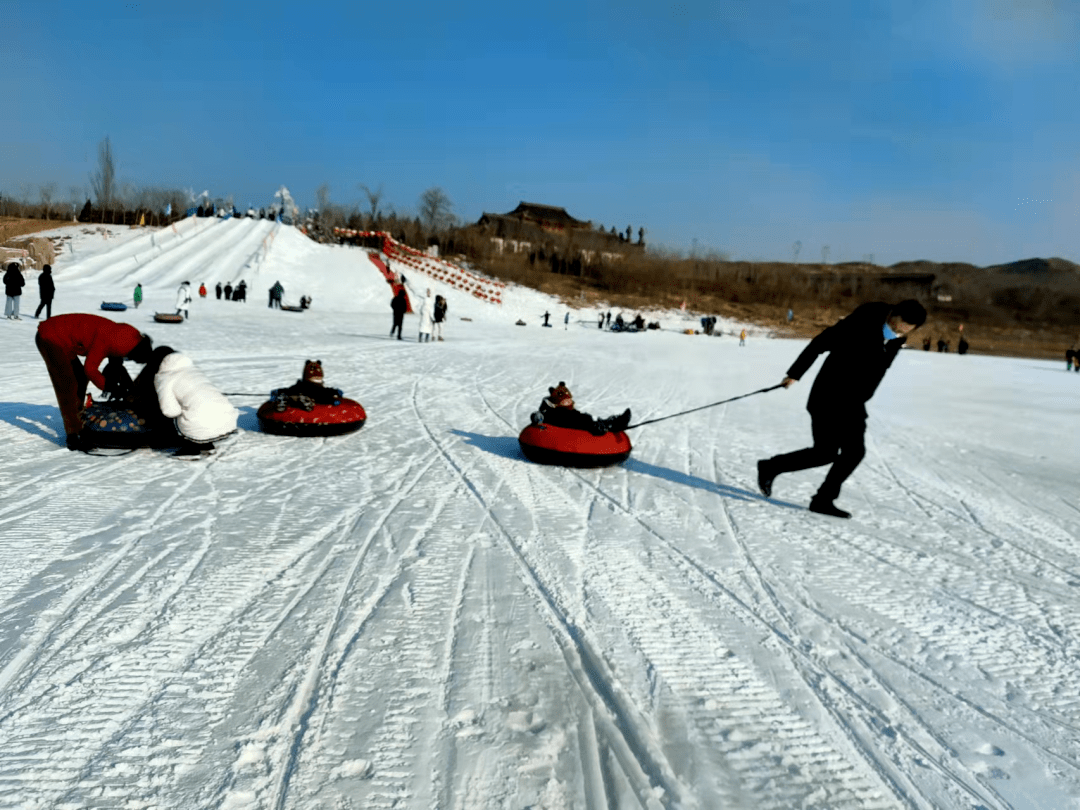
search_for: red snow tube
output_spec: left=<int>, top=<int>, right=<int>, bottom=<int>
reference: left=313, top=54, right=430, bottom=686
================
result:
left=518, top=424, right=632, bottom=467
left=257, top=398, right=367, bottom=437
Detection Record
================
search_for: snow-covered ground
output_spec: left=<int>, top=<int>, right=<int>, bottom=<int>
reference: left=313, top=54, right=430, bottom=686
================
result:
left=1, top=218, right=1078, bottom=810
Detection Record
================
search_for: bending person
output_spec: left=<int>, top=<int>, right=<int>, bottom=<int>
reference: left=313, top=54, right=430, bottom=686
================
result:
left=36, top=313, right=153, bottom=451
left=154, top=350, right=239, bottom=456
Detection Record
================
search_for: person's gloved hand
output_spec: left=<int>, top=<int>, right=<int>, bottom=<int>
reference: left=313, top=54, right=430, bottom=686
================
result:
left=530, top=411, right=544, bottom=427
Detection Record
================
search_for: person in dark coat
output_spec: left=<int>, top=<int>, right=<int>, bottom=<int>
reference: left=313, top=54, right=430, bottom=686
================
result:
left=390, top=287, right=408, bottom=339
left=269, top=281, right=284, bottom=309
left=756, top=299, right=927, bottom=518
left=235, top=280, right=247, bottom=302
left=4, top=262, right=25, bottom=320
left=271, top=360, right=343, bottom=411
left=36, top=313, right=154, bottom=450
left=529, top=381, right=631, bottom=435
left=224, top=282, right=233, bottom=301
left=35, top=264, right=55, bottom=319
left=215, top=282, right=223, bottom=300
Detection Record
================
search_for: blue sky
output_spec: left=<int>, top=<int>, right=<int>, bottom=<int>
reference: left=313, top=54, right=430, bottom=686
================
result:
left=5, top=0, right=1080, bottom=266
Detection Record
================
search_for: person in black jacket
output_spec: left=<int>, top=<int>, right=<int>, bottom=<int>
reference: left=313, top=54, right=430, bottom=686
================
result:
left=35, top=264, right=55, bottom=319
left=756, top=299, right=927, bottom=518
left=390, top=288, right=407, bottom=339
left=4, top=262, right=25, bottom=320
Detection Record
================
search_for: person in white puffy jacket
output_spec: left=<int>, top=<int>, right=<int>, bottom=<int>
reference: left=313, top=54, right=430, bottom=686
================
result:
left=175, top=281, right=192, bottom=320
left=154, top=350, right=239, bottom=455
left=417, top=288, right=434, bottom=343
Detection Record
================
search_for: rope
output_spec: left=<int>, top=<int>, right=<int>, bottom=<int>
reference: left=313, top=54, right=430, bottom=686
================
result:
left=625, top=383, right=784, bottom=430
left=222, top=392, right=267, bottom=397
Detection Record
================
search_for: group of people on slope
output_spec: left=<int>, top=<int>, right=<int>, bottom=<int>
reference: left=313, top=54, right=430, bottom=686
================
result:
left=214, top=280, right=248, bottom=301
left=5, top=262, right=55, bottom=321
left=36, top=313, right=238, bottom=456
left=393, top=288, right=447, bottom=342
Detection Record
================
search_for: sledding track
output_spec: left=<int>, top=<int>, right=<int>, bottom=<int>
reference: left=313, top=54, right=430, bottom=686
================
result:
left=2, top=221, right=1080, bottom=808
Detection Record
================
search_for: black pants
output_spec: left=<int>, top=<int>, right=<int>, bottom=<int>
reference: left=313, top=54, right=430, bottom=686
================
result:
left=35, top=299, right=52, bottom=319
left=766, top=408, right=866, bottom=502
left=391, top=314, right=404, bottom=339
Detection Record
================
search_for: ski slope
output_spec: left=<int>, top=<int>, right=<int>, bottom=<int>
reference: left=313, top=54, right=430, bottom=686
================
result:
left=1, top=220, right=1078, bottom=809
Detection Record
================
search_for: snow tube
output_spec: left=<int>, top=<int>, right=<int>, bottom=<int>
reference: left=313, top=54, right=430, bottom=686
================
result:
left=256, top=397, right=367, bottom=437
left=80, top=402, right=156, bottom=449
left=154, top=313, right=184, bottom=323
left=101, top=301, right=128, bottom=311
left=518, top=424, right=632, bottom=467
left=280, top=304, right=304, bottom=312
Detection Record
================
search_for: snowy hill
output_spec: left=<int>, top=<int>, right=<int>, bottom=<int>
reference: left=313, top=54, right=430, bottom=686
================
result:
left=1, top=221, right=1078, bottom=809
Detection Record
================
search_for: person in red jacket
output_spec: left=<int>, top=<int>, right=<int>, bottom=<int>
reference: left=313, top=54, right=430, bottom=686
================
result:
left=36, top=313, right=154, bottom=450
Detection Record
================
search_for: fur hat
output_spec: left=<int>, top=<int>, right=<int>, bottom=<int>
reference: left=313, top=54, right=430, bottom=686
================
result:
left=303, top=359, right=324, bottom=384
left=548, top=381, right=573, bottom=407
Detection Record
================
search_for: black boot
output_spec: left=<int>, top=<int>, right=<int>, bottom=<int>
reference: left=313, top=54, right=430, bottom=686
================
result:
left=757, top=459, right=776, bottom=497
left=808, top=498, right=851, bottom=519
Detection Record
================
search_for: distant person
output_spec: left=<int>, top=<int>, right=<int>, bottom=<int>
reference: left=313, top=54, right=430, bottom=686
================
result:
left=235, top=280, right=247, bottom=302
left=224, top=282, right=233, bottom=301
left=1066, top=348, right=1074, bottom=371
left=215, top=282, right=223, bottom=300
left=390, top=287, right=407, bottom=339
left=198, top=282, right=207, bottom=298
left=922, top=335, right=932, bottom=351
left=937, top=338, right=948, bottom=353
left=4, top=262, right=25, bottom=320
left=957, top=335, right=969, bottom=355
left=564, top=312, right=570, bottom=330
left=598, top=313, right=605, bottom=329
left=529, top=381, right=631, bottom=435
left=756, top=299, right=927, bottom=519
left=418, top=288, right=434, bottom=343
left=175, top=281, right=192, bottom=319
left=433, top=294, right=447, bottom=340
left=269, top=281, right=284, bottom=309
left=787, top=307, right=794, bottom=323
left=542, top=311, right=551, bottom=327
left=34, top=264, right=55, bottom=320
left=739, top=329, right=747, bottom=346
left=133, top=282, right=143, bottom=309
left=36, top=313, right=154, bottom=450
left=605, top=311, right=611, bottom=327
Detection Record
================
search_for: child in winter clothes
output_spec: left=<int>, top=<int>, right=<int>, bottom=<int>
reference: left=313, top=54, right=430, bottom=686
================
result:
left=530, top=382, right=631, bottom=435
left=154, top=350, right=239, bottom=455
left=271, top=360, right=343, bottom=412
left=176, top=281, right=192, bottom=319
left=418, top=288, right=434, bottom=343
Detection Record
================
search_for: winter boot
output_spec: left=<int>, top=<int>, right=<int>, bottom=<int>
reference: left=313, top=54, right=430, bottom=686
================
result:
left=757, top=459, right=777, bottom=498
left=610, top=409, right=631, bottom=432
left=808, top=498, right=851, bottom=519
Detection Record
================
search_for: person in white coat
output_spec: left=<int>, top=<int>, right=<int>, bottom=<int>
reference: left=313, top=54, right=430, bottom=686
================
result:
left=417, top=288, right=434, bottom=343
left=154, top=350, right=239, bottom=455
left=175, top=281, right=192, bottom=320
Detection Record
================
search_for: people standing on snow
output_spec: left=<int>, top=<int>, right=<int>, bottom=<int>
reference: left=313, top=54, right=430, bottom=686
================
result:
left=739, top=329, right=747, bottom=346
left=418, top=288, right=434, bottom=343
left=542, top=311, right=551, bottom=327
left=224, top=282, right=233, bottom=301
left=433, top=294, right=447, bottom=341
left=198, top=282, right=207, bottom=298
left=133, top=283, right=143, bottom=309
left=4, top=262, right=25, bottom=320
left=529, top=381, right=631, bottom=435
left=390, top=287, right=407, bottom=340
left=35, top=313, right=154, bottom=451
left=234, top=280, right=247, bottom=302
left=598, top=313, right=605, bottom=329
left=269, top=281, right=284, bottom=309
left=175, top=281, right=192, bottom=320
left=153, top=349, right=239, bottom=456
left=756, top=299, right=927, bottom=519
left=564, top=312, right=570, bottom=330
left=34, top=265, right=55, bottom=320
left=215, top=282, right=223, bottom=300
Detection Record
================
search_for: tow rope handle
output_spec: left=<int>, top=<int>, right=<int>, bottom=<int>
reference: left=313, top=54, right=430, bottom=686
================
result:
left=625, top=383, right=785, bottom=430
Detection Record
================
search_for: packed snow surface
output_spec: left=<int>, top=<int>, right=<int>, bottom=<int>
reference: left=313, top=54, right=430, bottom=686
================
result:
left=1, top=218, right=1078, bottom=809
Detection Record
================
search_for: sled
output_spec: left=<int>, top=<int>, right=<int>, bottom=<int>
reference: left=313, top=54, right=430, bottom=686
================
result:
left=100, top=301, right=128, bottom=311
left=518, top=423, right=632, bottom=468
left=154, top=313, right=184, bottom=323
left=280, top=305, right=304, bottom=312
left=80, top=402, right=157, bottom=449
left=256, top=397, right=367, bottom=437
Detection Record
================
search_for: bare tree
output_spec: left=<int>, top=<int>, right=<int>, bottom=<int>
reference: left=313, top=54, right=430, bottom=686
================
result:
left=315, top=184, right=331, bottom=221
left=39, top=183, right=56, bottom=220
left=90, top=136, right=116, bottom=211
left=358, top=183, right=383, bottom=225
left=419, top=187, right=455, bottom=233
